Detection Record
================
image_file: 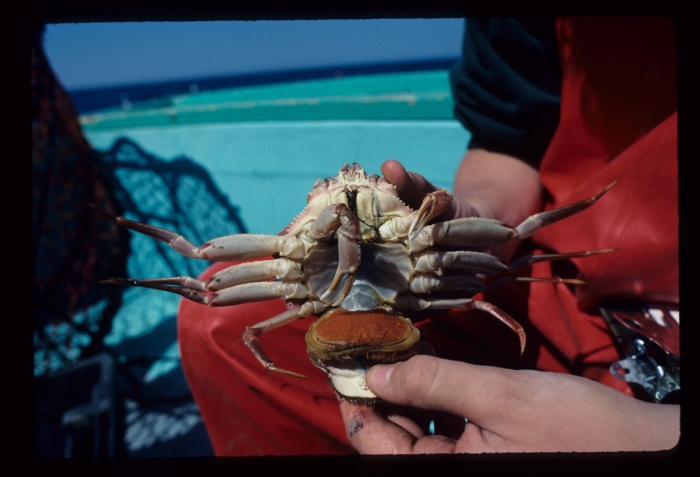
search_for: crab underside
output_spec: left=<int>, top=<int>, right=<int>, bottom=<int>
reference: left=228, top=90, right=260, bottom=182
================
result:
left=93, top=163, right=617, bottom=402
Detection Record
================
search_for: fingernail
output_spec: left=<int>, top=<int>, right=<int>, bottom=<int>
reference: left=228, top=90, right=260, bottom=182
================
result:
left=368, top=364, right=394, bottom=389
left=418, top=340, right=436, bottom=357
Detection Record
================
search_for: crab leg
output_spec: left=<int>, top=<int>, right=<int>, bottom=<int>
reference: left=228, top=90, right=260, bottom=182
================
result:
left=100, top=276, right=208, bottom=291
left=100, top=277, right=210, bottom=303
left=514, top=180, right=618, bottom=239
left=415, top=248, right=617, bottom=277
left=407, top=189, right=454, bottom=239
left=395, top=295, right=526, bottom=356
left=211, top=281, right=309, bottom=306
left=101, top=260, right=300, bottom=290
left=88, top=203, right=310, bottom=261
left=205, top=258, right=302, bottom=291
left=489, top=248, right=618, bottom=289
left=314, top=204, right=362, bottom=305
left=408, top=218, right=517, bottom=253
left=242, top=300, right=329, bottom=378
left=283, top=202, right=362, bottom=304
left=377, top=190, right=453, bottom=242
left=469, top=300, right=526, bottom=357
left=405, top=181, right=618, bottom=253
left=507, top=248, right=618, bottom=274
left=414, top=250, right=510, bottom=275
left=101, top=278, right=309, bottom=306
left=490, top=276, right=587, bottom=291
left=409, top=273, right=490, bottom=294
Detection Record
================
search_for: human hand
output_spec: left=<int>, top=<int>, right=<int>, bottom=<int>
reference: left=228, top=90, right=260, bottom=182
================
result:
left=382, top=152, right=542, bottom=261
left=338, top=355, right=679, bottom=453
left=380, top=159, right=479, bottom=222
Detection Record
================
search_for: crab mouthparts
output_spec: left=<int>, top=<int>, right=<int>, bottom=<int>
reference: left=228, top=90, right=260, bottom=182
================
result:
left=338, top=163, right=367, bottom=183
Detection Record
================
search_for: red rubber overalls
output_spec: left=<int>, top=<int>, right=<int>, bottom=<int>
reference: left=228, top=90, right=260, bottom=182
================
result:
left=177, top=16, right=678, bottom=456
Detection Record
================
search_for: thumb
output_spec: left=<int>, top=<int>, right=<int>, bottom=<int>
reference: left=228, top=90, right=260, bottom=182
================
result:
left=366, top=355, right=520, bottom=420
left=380, top=160, right=438, bottom=209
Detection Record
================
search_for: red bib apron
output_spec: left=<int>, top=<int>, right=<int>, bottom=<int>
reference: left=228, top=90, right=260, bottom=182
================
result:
left=177, top=16, right=678, bottom=455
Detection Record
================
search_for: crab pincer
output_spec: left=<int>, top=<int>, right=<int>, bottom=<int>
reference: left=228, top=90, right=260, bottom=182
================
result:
left=94, top=164, right=618, bottom=399
left=318, top=204, right=362, bottom=305
left=408, top=189, right=454, bottom=240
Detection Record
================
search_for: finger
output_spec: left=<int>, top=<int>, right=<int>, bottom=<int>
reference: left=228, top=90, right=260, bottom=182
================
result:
left=413, top=435, right=458, bottom=454
left=365, top=355, right=519, bottom=422
left=381, top=160, right=438, bottom=210
left=384, top=403, right=465, bottom=441
left=381, top=160, right=461, bottom=222
left=382, top=401, right=434, bottom=437
left=384, top=407, right=461, bottom=453
left=338, top=399, right=458, bottom=454
left=338, top=399, right=418, bottom=454
left=386, top=413, right=426, bottom=438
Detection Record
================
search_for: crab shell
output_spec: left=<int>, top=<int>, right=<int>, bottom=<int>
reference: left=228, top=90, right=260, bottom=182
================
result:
left=305, top=307, right=420, bottom=402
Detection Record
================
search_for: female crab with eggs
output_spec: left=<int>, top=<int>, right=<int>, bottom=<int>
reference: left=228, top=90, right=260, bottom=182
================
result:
left=93, top=163, right=616, bottom=402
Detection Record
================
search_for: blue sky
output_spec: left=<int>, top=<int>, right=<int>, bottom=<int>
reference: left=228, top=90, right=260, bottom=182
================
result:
left=44, top=19, right=465, bottom=91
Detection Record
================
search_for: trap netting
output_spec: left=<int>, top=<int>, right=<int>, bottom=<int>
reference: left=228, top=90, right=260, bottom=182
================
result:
left=32, top=26, right=130, bottom=376
left=96, top=137, right=248, bottom=356
left=34, top=134, right=248, bottom=376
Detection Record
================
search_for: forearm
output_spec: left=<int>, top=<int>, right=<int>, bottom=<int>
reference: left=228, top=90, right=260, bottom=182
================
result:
left=612, top=399, right=680, bottom=451
left=452, top=148, right=544, bottom=227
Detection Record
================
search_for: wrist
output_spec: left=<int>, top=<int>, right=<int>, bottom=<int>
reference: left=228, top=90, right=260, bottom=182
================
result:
left=453, top=149, right=543, bottom=225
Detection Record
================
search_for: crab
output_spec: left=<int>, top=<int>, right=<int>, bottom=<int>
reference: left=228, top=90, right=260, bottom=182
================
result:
left=93, top=163, right=616, bottom=402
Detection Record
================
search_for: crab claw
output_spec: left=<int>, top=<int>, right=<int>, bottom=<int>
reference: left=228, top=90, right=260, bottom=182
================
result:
left=320, top=204, right=361, bottom=304
left=408, top=190, right=453, bottom=240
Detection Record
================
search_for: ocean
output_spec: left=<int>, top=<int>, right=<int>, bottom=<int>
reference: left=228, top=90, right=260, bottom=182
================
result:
left=68, top=57, right=460, bottom=115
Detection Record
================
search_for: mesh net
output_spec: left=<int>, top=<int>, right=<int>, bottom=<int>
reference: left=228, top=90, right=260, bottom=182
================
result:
left=33, top=28, right=130, bottom=375
left=33, top=30, right=246, bottom=376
